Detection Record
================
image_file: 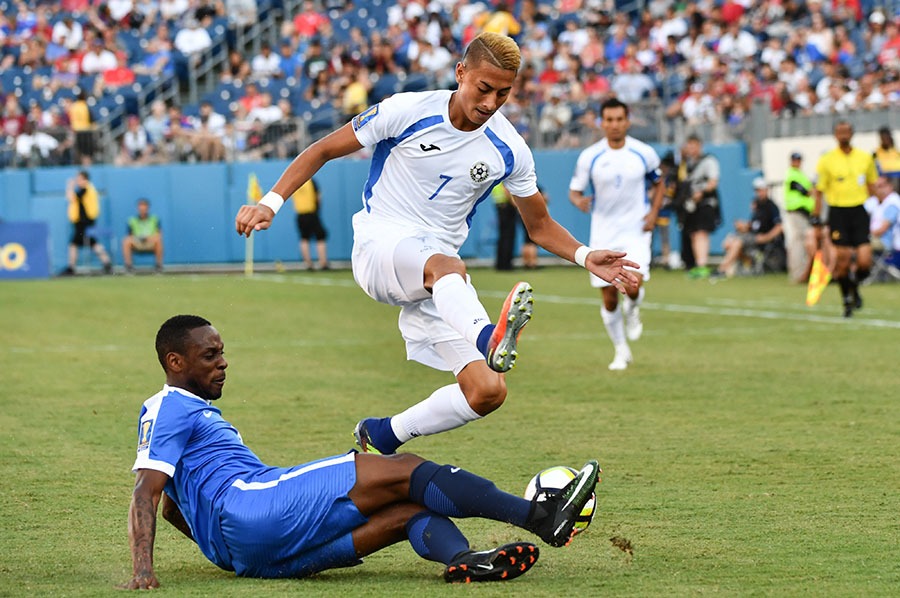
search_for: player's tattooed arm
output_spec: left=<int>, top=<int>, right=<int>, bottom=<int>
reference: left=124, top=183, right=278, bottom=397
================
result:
left=162, top=493, right=194, bottom=541
left=122, top=469, right=168, bottom=590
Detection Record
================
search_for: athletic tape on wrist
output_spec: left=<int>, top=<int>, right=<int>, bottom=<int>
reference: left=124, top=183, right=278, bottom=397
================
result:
left=259, top=191, right=285, bottom=215
left=574, top=245, right=591, bottom=268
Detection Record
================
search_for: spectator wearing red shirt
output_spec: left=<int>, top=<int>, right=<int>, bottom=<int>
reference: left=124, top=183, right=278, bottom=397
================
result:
left=1, top=95, right=27, bottom=138
left=292, top=0, right=328, bottom=39
left=96, top=54, right=136, bottom=96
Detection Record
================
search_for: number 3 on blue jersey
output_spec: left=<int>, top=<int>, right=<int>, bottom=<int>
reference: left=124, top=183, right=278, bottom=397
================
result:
left=428, top=174, right=453, bottom=200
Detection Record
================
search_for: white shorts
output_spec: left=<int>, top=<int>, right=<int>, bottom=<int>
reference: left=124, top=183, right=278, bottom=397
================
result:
left=351, top=213, right=483, bottom=372
left=588, top=231, right=651, bottom=288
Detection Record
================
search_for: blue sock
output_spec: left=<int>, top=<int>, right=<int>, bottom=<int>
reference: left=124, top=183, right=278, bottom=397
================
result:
left=405, top=511, right=469, bottom=564
left=409, top=461, right=531, bottom=526
left=476, top=324, right=495, bottom=357
left=362, top=417, right=402, bottom=454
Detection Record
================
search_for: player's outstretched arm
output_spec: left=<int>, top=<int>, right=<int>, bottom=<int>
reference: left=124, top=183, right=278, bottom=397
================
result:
left=515, top=192, right=640, bottom=293
left=121, top=469, right=169, bottom=590
left=234, top=123, right=364, bottom=237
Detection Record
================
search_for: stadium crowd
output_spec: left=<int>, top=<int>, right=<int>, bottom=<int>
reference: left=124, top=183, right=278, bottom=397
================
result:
left=1, top=0, right=899, bottom=167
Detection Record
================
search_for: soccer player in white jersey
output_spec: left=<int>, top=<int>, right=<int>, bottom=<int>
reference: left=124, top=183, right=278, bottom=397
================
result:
left=569, top=98, right=663, bottom=371
left=235, top=32, right=639, bottom=455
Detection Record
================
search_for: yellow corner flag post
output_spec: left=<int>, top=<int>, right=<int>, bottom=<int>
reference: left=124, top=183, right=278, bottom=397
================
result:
left=805, top=251, right=831, bottom=306
left=245, top=173, right=263, bottom=277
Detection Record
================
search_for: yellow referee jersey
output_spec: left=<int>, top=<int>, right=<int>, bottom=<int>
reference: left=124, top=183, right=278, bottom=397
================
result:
left=815, top=147, right=877, bottom=207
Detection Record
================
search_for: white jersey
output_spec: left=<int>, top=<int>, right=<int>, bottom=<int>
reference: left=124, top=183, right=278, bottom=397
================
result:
left=569, top=135, right=661, bottom=250
left=864, top=191, right=900, bottom=251
left=351, top=90, right=539, bottom=250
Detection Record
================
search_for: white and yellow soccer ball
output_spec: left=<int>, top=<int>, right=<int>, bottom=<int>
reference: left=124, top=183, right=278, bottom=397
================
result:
left=524, top=465, right=596, bottom=534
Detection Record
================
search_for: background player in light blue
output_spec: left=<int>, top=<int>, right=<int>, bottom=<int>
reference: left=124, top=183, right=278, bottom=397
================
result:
left=235, top=32, right=639, bottom=457
left=124, top=315, right=600, bottom=589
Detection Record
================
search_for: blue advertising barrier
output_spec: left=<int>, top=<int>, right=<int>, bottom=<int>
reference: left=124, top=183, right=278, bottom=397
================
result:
left=0, top=143, right=755, bottom=270
left=0, top=221, right=51, bottom=279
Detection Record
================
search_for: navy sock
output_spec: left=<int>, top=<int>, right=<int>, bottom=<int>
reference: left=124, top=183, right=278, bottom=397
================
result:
left=405, top=511, right=469, bottom=565
left=409, top=461, right=531, bottom=526
left=363, top=417, right=403, bottom=454
left=476, top=324, right=495, bottom=357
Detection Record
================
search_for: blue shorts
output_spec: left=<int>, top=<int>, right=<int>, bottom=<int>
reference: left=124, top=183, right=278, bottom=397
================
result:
left=218, top=452, right=367, bottom=578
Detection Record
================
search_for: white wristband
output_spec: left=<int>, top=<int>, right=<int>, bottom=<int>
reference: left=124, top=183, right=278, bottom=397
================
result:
left=574, top=245, right=592, bottom=268
left=259, top=191, right=285, bottom=215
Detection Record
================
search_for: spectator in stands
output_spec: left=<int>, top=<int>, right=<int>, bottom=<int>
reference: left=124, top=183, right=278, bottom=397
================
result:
left=247, top=92, right=283, bottom=125
left=277, top=41, right=301, bottom=80
left=61, top=170, right=113, bottom=276
left=81, top=37, right=117, bottom=74
left=250, top=41, right=281, bottom=80
left=303, top=38, right=330, bottom=80
left=52, top=16, right=84, bottom=51
left=133, top=37, right=173, bottom=77
left=221, top=49, right=251, bottom=84
left=159, top=0, right=190, bottom=24
left=865, top=11, right=889, bottom=59
left=131, top=0, right=160, bottom=31
left=415, top=39, right=453, bottom=88
left=341, top=64, right=371, bottom=121
left=162, top=105, right=194, bottom=162
left=122, top=197, right=163, bottom=273
left=188, top=101, right=226, bottom=162
left=293, top=0, right=329, bottom=39
left=173, top=17, right=211, bottom=60
left=95, top=53, right=136, bottom=97
left=142, top=100, right=168, bottom=147
left=14, top=120, right=60, bottom=167
left=865, top=176, right=900, bottom=255
left=611, top=61, right=656, bottom=103
left=1, top=95, right=26, bottom=139
left=225, top=0, right=257, bottom=30
left=68, top=90, right=95, bottom=165
left=537, top=86, right=572, bottom=147
left=716, top=19, right=758, bottom=62
left=117, top=114, right=152, bottom=165
left=712, top=178, right=784, bottom=278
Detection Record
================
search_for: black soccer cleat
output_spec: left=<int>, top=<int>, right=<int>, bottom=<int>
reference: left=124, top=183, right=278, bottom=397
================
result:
left=443, top=542, right=539, bottom=583
left=528, top=460, right=601, bottom=547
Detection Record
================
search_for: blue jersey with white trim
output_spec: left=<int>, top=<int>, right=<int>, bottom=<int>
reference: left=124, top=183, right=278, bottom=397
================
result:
left=569, top=136, right=661, bottom=246
left=132, top=385, right=280, bottom=568
left=351, top=90, right=539, bottom=250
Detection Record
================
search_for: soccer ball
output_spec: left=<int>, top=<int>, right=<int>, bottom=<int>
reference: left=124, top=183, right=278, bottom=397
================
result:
left=524, top=466, right=596, bottom=534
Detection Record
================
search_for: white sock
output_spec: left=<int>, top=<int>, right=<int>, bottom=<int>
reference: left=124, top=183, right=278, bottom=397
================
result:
left=601, top=305, right=627, bottom=348
left=432, top=273, right=492, bottom=345
left=623, top=286, right=645, bottom=318
left=390, top=384, right=482, bottom=442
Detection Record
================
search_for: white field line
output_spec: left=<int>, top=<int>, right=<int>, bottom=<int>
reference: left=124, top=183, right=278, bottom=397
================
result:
left=6, top=276, right=897, bottom=355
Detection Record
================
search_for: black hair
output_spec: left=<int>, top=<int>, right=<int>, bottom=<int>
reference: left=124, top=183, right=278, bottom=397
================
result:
left=600, top=97, right=629, bottom=118
left=155, top=315, right=211, bottom=370
left=78, top=169, right=90, bottom=180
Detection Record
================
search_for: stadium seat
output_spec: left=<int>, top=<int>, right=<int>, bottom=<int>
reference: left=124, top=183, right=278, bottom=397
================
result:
left=400, top=72, right=430, bottom=93
left=370, top=73, right=399, bottom=102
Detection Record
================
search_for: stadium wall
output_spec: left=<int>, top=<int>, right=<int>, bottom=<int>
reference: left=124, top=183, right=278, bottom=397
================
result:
left=0, top=143, right=757, bottom=271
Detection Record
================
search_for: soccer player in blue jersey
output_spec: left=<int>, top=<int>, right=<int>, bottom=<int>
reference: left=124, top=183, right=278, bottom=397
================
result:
left=234, top=32, right=639, bottom=456
left=124, top=315, right=600, bottom=589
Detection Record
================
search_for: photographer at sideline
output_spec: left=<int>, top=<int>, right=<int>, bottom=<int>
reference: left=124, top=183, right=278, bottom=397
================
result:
left=676, top=134, right=721, bottom=278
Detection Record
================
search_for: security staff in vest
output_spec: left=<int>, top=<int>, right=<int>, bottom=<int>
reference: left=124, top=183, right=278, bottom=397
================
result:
left=291, top=178, right=329, bottom=271
left=783, top=151, right=817, bottom=283
left=123, top=198, right=163, bottom=273
left=813, top=121, right=878, bottom=317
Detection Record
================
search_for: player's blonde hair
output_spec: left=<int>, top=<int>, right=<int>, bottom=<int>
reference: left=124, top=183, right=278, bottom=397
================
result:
left=462, top=32, right=521, bottom=72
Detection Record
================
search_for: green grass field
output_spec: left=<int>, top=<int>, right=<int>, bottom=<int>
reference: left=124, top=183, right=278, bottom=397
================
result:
left=2, top=267, right=899, bottom=597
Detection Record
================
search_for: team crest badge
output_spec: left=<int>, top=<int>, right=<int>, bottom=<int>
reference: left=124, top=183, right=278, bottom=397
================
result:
left=470, top=162, right=490, bottom=182
left=352, top=104, right=379, bottom=131
left=138, top=419, right=153, bottom=451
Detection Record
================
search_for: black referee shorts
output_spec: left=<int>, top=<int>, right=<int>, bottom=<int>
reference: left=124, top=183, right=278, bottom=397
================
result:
left=828, top=205, right=870, bottom=247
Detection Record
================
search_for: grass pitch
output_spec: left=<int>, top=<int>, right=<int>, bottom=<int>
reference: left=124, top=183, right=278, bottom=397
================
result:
left=1, top=267, right=899, bottom=597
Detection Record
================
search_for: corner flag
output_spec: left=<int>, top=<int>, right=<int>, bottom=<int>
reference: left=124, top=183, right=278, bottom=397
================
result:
left=805, top=251, right=831, bottom=306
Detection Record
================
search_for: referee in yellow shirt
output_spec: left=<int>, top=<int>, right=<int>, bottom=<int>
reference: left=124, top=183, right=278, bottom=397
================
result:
left=813, top=121, right=878, bottom=317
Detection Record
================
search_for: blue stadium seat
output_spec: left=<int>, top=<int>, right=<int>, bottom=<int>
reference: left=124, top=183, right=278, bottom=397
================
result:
left=400, top=72, right=430, bottom=93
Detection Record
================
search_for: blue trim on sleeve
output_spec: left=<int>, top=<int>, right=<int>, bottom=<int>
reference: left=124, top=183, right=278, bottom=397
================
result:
left=362, top=115, right=444, bottom=212
left=465, top=127, right=515, bottom=228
